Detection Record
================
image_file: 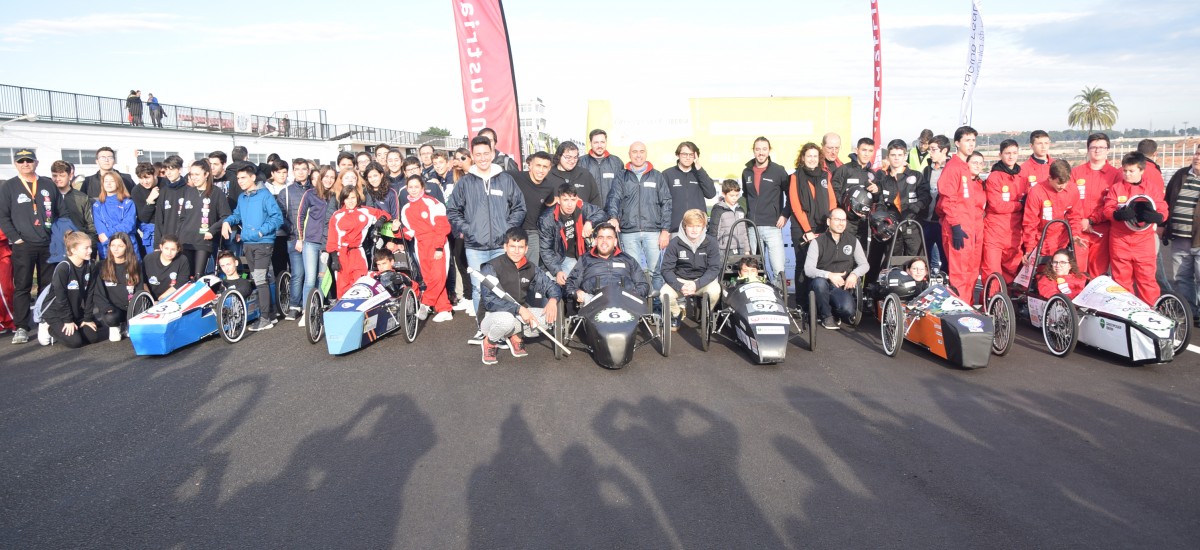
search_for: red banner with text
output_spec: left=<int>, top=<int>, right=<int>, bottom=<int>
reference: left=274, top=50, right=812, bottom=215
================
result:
left=452, top=0, right=521, bottom=168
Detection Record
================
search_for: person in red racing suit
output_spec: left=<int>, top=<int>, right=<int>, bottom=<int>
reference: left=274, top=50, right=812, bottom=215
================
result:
left=938, top=128, right=987, bottom=303
left=981, top=140, right=1029, bottom=283
left=1019, top=130, right=1054, bottom=188
left=1070, top=133, right=1122, bottom=277
left=400, top=175, right=453, bottom=321
left=1102, top=152, right=1168, bottom=305
left=326, top=186, right=395, bottom=299
left=1037, top=249, right=1089, bottom=299
left=1022, top=159, right=1083, bottom=262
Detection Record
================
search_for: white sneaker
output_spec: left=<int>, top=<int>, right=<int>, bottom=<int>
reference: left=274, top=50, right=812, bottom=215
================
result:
left=453, top=300, right=470, bottom=312
left=37, top=323, right=52, bottom=346
left=466, top=302, right=477, bottom=317
left=298, top=316, right=306, bottom=327
left=432, top=311, right=453, bottom=323
left=468, top=330, right=484, bottom=345
left=108, top=327, right=122, bottom=342
left=416, top=305, right=431, bottom=321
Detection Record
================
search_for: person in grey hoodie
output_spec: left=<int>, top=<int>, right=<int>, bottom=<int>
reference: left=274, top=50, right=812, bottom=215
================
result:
left=707, top=179, right=750, bottom=255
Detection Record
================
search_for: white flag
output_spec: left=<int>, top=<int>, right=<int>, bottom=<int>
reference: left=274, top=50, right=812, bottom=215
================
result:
left=959, top=0, right=984, bottom=125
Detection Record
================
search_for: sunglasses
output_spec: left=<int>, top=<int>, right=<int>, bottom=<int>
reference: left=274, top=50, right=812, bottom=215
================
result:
left=455, top=156, right=468, bottom=161
left=16, top=159, right=35, bottom=164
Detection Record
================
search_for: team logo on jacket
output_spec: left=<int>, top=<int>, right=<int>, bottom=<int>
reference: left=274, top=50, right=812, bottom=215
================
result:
left=906, top=175, right=917, bottom=184
left=867, top=172, right=875, bottom=182
left=678, top=251, right=688, bottom=259
left=67, top=281, right=79, bottom=290
left=673, top=179, right=681, bottom=186
left=17, top=194, right=30, bottom=204
left=820, top=179, right=828, bottom=188
left=421, top=211, right=428, bottom=219
left=842, top=245, right=853, bottom=255
left=595, top=307, right=634, bottom=324
left=148, top=276, right=160, bottom=285
left=184, top=200, right=193, bottom=209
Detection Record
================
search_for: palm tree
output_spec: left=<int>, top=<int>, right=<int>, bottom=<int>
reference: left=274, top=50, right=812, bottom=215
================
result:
left=1067, top=86, right=1119, bottom=132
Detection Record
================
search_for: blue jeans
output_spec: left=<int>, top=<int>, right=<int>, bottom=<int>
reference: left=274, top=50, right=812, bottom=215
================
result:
left=301, top=241, right=328, bottom=299
left=1171, top=238, right=1200, bottom=312
left=750, top=225, right=786, bottom=282
left=810, top=277, right=856, bottom=322
left=922, top=220, right=944, bottom=274
left=620, top=232, right=664, bottom=293
left=287, top=240, right=305, bottom=309
left=466, top=247, right=504, bottom=313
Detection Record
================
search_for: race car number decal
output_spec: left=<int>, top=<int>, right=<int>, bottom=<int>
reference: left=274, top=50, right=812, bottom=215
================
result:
left=751, top=301, right=783, bottom=312
left=595, top=307, right=634, bottom=324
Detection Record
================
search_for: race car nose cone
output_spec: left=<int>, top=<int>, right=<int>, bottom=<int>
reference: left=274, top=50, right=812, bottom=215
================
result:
left=325, top=310, right=366, bottom=355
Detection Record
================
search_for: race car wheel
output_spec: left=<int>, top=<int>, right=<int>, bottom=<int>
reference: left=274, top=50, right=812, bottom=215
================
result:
left=987, top=291, right=1016, bottom=356
left=305, top=287, right=324, bottom=344
left=553, top=298, right=566, bottom=360
left=1155, top=291, right=1193, bottom=355
left=216, top=288, right=248, bottom=344
left=807, top=290, right=818, bottom=352
left=129, top=291, right=155, bottom=318
left=275, top=270, right=291, bottom=318
left=657, top=294, right=671, bottom=358
left=401, top=287, right=420, bottom=343
left=848, top=277, right=864, bottom=327
left=1042, top=293, right=1078, bottom=358
left=983, top=272, right=1007, bottom=303
left=881, top=293, right=904, bottom=357
left=699, top=293, right=711, bottom=352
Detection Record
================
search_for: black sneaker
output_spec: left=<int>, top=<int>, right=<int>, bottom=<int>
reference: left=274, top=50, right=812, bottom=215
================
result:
left=283, top=308, right=300, bottom=321
left=821, top=316, right=840, bottom=330
left=670, top=315, right=680, bottom=331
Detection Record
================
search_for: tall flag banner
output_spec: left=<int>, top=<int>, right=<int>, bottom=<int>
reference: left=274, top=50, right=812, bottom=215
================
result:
left=871, top=0, right=883, bottom=167
left=959, top=0, right=984, bottom=125
left=452, top=0, right=522, bottom=168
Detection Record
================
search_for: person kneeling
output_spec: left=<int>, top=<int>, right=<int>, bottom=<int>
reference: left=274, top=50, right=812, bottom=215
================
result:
left=660, top=209, right=721, bottom=330
left=803, top=208, right=868, bottom=329
left=479, top=228, right=560, bottom=365
left=40, top=231, right=103, bottom=348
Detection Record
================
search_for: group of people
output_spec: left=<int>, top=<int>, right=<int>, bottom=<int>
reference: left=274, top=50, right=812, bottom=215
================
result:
left=2, top=125, right=1198, bottom=362
left=126, top=90, right=165, bottom=128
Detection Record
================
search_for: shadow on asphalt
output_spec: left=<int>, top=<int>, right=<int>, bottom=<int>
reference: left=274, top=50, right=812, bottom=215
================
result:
left=775, top=378, right=1200, bottom=548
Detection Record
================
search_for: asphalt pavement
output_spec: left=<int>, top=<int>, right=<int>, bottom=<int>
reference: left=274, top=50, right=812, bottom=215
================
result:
left=2, top=313, right=1199, bottom=549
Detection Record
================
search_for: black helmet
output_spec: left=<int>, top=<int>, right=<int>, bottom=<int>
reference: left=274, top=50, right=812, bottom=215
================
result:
left=1123, top=194, right=1156, bottom=232
left=841, top=185, right=873, bottom=220
left=870, top=210, right=900, bottom=242
left=878, top=268, right=920, bottom=300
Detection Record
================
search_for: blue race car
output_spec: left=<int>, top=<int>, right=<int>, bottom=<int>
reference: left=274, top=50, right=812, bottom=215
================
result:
left=307, top=273, right=420, bottom=355
left=128, top=275, right=261, bottom=355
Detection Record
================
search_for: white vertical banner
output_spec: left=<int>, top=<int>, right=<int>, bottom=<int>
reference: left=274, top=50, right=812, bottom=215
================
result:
left=959, top=0, right=984, bottom=125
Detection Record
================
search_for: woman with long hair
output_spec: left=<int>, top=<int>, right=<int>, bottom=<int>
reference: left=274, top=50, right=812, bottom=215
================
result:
left=400, top=175, right=453, bottom=322
left=1038, top=249, right=1088, bottom=299
left=363, top=162, right=401, bottom=220
left=788, top=142, right=837, bottom=290
left=335, top=168, right=366, bottom=206
left=143, top=234, right=190, bottom=300
left=447, top=147, right=472, bottom=309
left=92, top=171, right=137, bottom=259
left=40, top=231, right=102, bottom=348
left=326, top=185, right=397, bottom=298
left=296, top=165, right=339, bottom=319
left=91, top=232, right=142, bottom=341
left=178, top=160, right=230, bottom=278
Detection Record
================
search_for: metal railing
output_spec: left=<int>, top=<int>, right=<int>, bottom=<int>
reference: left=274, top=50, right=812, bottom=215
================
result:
left=0, top=83, right=464, bottom=149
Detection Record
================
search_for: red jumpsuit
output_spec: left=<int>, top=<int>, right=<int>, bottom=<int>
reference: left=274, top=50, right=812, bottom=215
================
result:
left=937, top=155, right=987, bottom=303
left=327, top=206, right=390, bottom=298
left=981, top=164, right=1028, bottom=283
left=1020, top=155, right=1053, bottom=188
left=400, top=194, right=452, bottom=313
left=1037, top=272, right=1088, bottom=299
left=0, top=227, right=14, bottom=331
left=1070, top=162, right=1121, bottom=277
left=1022, top=183, right=1083, bottom=259
left=1144, top=161, right=1165, bottom=194
left=1102, top=179, right=1168, bottom=305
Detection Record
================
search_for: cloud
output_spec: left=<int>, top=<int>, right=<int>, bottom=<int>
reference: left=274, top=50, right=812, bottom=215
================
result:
left=5, top=13, right=182, bottom=35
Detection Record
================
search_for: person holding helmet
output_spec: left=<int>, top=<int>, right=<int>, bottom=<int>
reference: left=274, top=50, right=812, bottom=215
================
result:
left=1103, top=152, right=1168, bottom=304
left=874, top=139, right=929, bottom=257
left=804, top=208, right=869, bottom=329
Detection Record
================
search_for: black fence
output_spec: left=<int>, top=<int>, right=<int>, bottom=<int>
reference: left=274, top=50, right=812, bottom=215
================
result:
left=0, top=83, right=464, bottom=149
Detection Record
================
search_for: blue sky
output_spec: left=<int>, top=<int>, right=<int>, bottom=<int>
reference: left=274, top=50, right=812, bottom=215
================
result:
left=2, top=0, right=1197, bottom=143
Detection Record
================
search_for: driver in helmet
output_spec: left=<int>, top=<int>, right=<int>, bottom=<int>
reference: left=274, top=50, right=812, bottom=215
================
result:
left=804, top=208, right=869, bottom=329
left=564, top=222, right=650, bottom=304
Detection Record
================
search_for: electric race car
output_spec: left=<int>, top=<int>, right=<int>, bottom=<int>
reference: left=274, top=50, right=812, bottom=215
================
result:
left=561, top=280, right=666, bottom=369
left=128, top=274, right=261, bottom=355
left=306, top=273, right=420, bottom=355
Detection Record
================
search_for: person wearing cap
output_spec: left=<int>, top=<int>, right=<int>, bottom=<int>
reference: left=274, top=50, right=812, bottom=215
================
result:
left=0, top=148, right=58, bottom=344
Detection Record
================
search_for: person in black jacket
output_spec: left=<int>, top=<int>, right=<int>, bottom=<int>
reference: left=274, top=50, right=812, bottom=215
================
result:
left=126, top=90, right=144, bottom=127
left=565, top=223, right=650, bottom=301
left=40, top=231, right=101, bottom=348
left=660, top=209, right=721, bottom=330
left=91, top=232, right=142, bottom=341
left=605, top=141, right=672, bottom=294
left=80, top=147, right=135, bottom=199
left=580, top=129, right=624, bottom=201
left=741, top=137, right=790, bottom=282
left=539, top=183, right=609, bottom=285
left=477, top=228, right=561, bottom=365
left=874, top=140, right=930, bottom=257
left=831, top=138, right=879, bottom=245
left=512, top=152, right=558, bottom=267
left=663, top=141, right=716, bottom=232
left=479, top=128, right=519, bottom=173
left=0, top=148, right=57, bottom=344
left=543, top=141, right=602, bottom=207
left=143, top=234, right=190, bottom=300
left=130, top=162, right=160, bottom=257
